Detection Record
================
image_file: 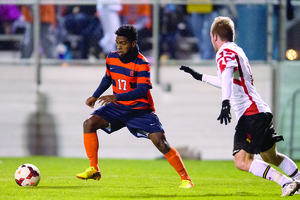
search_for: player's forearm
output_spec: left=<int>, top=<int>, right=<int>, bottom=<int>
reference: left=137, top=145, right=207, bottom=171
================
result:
left=92, top=74, right=112, bottom=98
left=115, top=84, right=148, bottom=101
left=202, top=74, right=222, bottom=89
left=221, top=67, right=233, bottom=101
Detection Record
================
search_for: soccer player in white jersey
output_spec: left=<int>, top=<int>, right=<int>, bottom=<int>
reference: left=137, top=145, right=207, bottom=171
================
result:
left=180, top=16, right=300, bottom=196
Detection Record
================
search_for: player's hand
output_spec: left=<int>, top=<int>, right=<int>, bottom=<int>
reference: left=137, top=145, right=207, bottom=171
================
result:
left=179, top=65, right=203, bottom=81
left=86, top=96, right=97, bottom=109
left=217, top=100, right=231, bottom=125
left=98, top=95, right=117, bottom=106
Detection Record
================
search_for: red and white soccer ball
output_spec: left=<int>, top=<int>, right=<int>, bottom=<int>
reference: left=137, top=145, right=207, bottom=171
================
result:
left=14, top=164, right=41, bottom=186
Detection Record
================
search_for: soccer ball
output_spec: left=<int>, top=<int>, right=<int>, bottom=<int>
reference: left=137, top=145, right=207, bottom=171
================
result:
left=14, top=164, right=41, bottom=186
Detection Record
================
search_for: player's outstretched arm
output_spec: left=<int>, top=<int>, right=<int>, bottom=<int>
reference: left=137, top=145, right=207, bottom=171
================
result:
left=181, top=65, right=222, bottom=88
left=179, top=66, right=203, bottom=81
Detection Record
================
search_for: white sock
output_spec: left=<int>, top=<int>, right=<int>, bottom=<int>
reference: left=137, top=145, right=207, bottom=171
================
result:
left=278, top=155, right=300, bottom=180
left=249, top=159, right=270, bottom=178
left=249, top=159, right=293, bottom=187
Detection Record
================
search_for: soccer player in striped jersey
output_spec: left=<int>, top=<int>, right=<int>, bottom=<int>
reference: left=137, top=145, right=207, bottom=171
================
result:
left=180, top=16, right=300, bottom=196
left=76, top=24, right=193, bottom=188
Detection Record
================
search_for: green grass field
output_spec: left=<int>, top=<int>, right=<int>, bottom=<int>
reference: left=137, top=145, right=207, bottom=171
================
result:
left=0, top=157, right=299, bottom=200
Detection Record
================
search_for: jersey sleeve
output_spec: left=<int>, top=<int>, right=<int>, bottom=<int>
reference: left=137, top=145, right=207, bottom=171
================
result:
left=115, top=84, right=148, bottom=101
left=202, top=74, right=222, bottom=89
left=217, top=49, right=237, bottom=72
left=221, top=67, right=233, bottom=101
left=105, top=57, right=111, bottom=77
left=137, top=62, right=152, bottom=89
left=92, top=64, right=112, bottom=98
left=218, top=49, right=237, bottom=101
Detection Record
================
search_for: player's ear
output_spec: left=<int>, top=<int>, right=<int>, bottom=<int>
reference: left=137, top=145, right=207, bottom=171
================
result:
left=213, top=34, right=218, bottom=42
left=132, top=40, right=137, bottom=48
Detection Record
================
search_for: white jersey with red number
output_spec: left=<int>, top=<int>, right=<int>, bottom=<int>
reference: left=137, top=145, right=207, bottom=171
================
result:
left=202, top=42, right=271, bottom=120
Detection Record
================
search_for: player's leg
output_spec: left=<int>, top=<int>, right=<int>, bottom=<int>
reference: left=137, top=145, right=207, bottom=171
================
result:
left=233, top=149, right=254, bottom=172
left=259, top=113, right=300, bottom=194
left=261, top=143, right=300, bottom=182
left=147, top=131, right=170, bottom=154
left=260, top=144, right=300, bottom=194
left=234, top=150, right=299, bottom=196
left=77, top=115, right=109, bottom=180
left=233, top=113, right=300, bottom=196
left=258, top=112, right=300, bottom=181
left=260, top=144, right=300, bottom=180
left=83, top=114, right=109, bottom=170
left=84, top=114, right=109, bottom=133
left=148, top=131, right=194, bottom=188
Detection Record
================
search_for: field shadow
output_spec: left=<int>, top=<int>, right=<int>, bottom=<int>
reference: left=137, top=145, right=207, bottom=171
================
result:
left=35, top=185, right=98, bottom=189
left=25, top=91, right=58, bottom=156
left=100, top=192, right=260, bottom=199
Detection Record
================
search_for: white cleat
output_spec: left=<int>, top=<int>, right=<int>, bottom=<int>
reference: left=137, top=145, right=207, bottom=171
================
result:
left=281, top=181, right=300, bottom=196
left=295, top=178, right=300, bottom=194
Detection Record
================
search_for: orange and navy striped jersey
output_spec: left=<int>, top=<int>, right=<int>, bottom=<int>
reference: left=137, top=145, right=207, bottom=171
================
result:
left=106, top=51, right=155, bottom=111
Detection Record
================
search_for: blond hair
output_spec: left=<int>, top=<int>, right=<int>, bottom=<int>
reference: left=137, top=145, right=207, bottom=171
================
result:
left=211, top=16, right=235, bottom=42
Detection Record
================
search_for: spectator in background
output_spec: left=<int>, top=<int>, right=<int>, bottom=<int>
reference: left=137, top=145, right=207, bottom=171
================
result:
left=187, top=3, right=218, bottom=60
left=119, top=4, right=152, bottom=53
left=0, top=5, right=24, bottom=51
left=0, top=5, right=21, bottom=34
left=63, top=6, right=103, bottom=59
left=159, top=4, right=185, bottom=59
left=20, top=5, right=56, bottom=58
left=97, top=1, right=122, bottom=56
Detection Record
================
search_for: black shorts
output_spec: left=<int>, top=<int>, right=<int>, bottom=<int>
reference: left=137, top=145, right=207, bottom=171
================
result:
left=233, top=112, right=284, bottom=156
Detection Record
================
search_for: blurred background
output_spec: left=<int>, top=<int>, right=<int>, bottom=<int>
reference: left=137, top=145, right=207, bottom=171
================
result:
left=0, top=0, right=299, bottom=160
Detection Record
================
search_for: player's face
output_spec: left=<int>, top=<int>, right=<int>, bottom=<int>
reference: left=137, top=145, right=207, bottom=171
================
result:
left=210, top=32, right=218, bottom=53
left=116, top=36, right=136, bottom=57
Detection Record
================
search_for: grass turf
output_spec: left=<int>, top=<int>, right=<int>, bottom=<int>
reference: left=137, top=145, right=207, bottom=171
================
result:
left=0, top=157, right=299, bottom=200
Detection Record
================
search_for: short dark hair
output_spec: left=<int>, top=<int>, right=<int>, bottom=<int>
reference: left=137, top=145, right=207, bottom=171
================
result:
left=115, top=24, right=138, bottom=43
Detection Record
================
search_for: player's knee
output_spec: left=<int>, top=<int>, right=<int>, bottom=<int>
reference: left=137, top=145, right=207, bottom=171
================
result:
left=157, top=143, right=171, bottom=154
left=83, top=118, right=92, bottom=129
left=234, top=158, right=250, bottom=171
left=149, top=133, right=170, bottom=154
left=152, top=139, right=164, bottom=152
left=234, top=161, right=245, bottom=171
left=83, top=118, right=98, bottom=132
